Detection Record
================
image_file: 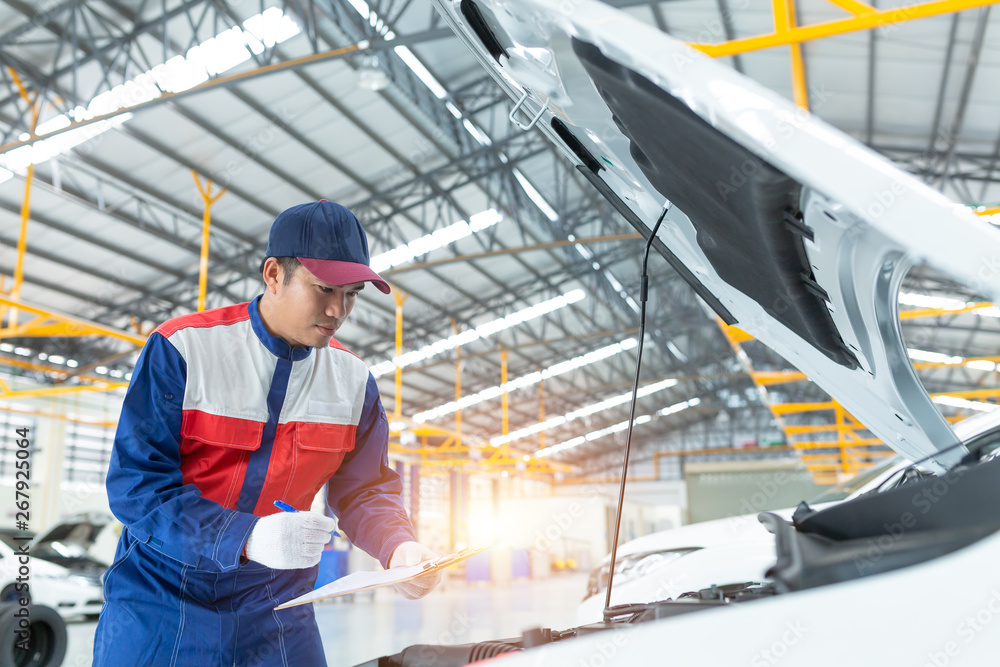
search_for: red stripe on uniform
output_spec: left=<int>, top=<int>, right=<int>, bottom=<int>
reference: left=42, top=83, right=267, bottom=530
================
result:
left=156, top=303, right=250, bottom=338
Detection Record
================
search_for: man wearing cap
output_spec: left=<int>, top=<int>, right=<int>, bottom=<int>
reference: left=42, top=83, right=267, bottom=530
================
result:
left=94, top=201, right=440, bottom=665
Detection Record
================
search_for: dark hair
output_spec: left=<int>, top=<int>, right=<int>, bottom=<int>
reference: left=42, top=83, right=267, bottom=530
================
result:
left=259, top=256, right=301, bottom=285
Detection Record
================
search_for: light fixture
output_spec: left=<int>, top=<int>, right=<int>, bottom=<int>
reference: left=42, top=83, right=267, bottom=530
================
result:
left=534, top=397, right=700, bottom=458
left=369, top=209, right=501, bottom=274
left=357, top=54, right=390, bottom=91
left=412, top=338, right=637, bottom=423
left=932, top=396, right=998, bottom=412
left=492, top=378, right=678, bottom=447
left=369, top=289, right=586, bottom=378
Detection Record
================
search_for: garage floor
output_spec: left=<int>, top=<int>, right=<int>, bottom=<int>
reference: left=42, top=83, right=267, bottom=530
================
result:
left=64, top=572, right=588, bottom=666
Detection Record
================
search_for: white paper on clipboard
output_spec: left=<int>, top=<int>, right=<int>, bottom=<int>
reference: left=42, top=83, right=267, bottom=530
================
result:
left=274, top=545, right=490, bottom=610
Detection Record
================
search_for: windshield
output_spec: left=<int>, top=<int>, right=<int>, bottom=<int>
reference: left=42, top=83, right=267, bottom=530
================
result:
left=808, top=455, right=904, bottom=504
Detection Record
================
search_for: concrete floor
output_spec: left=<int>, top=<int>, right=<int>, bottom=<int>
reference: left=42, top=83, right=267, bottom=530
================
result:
left=63, top=573, right=588, bottom=666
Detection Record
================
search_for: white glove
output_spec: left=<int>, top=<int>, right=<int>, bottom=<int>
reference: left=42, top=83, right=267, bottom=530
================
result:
left=389, top=541, right=442, bottom=599
left=244, top=512, right=337, bottom=569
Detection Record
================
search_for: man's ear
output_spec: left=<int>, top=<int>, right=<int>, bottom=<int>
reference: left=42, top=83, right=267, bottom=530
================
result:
left=262, top=257, right=282, bottom=294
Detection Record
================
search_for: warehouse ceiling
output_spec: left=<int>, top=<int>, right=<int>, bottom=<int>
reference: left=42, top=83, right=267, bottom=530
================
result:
left=0, top=0, right=999, bottom=476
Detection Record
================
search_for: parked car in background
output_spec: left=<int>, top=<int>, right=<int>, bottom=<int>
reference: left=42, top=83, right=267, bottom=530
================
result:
left=0, top=516, right=107, bottom=620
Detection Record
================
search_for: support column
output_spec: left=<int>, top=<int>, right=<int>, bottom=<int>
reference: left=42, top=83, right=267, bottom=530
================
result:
left=409, top=464, right=420, bottom=541
left=500, top=349, right=509, bottom=460
left=6, top=68, right=40, bottom=334
left=393, top=288, right=409, bottom=421
left=192, top=172, right=227, bottom=312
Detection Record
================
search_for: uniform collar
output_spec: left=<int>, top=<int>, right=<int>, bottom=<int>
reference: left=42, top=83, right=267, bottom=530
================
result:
left=248, top=296, right=313, bottom=361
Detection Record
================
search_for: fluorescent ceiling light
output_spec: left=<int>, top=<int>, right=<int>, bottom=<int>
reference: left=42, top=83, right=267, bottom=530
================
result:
left=0, top=9, right=298, bottom=176
left=534, top=396, right=699, bottom=457
left=907, top=348, right=963, bottom=365
left=513, top=169, right=559, bottom=222
left=658, top=396, right=701, bottom=416
left=536, top=414, right=653, bottom=458
left=393, top=46, right=447, bottom=98
left=965, top=360, right=998, bottom=372
left=462, top=119, right=492, bottom=146
left=932, top=396, right=998, bottom=412
left=370, top=289, right=586, bottom=377
left=898, top=292, right=966, bottom=310
left=369, top=209, right=501, bottom=273
left=491, top=378, right=678, bottom=447
left=899, top=292, right=1000, bottom=320
left=413, top=338, right=637, bottom=423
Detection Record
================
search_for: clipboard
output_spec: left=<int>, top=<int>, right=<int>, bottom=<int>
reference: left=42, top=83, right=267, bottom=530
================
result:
left=275, top=545, right=490, bottom=609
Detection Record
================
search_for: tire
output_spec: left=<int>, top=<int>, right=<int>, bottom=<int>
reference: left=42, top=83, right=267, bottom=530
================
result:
left=0, top=602, right=68, bottom=666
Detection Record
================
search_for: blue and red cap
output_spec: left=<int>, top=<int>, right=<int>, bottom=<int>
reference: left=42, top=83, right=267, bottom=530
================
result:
left=265, top=201, right=390, bottom=294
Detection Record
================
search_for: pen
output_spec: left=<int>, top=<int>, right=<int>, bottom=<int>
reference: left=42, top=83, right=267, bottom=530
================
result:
left=273, top=500, right=342, bottom=537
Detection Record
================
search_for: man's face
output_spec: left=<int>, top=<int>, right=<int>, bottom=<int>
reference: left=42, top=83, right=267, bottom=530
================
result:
left=266, top=261, right=364, bottom=348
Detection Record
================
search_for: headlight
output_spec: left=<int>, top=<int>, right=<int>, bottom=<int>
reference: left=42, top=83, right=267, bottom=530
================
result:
left=584, top=548, right=699, bottom=601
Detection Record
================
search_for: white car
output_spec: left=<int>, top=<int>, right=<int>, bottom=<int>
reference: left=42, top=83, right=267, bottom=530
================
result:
left=578, top=409, right=1000, bottom=623
left=357, top=0, right=1000, bottom=664
left=0, top=514, right=111, bottom=620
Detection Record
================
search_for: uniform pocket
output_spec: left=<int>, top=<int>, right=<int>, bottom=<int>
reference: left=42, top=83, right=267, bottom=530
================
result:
left=180, top=411, right=263, bottom=450
left=292, top=421, right=356, bottom=452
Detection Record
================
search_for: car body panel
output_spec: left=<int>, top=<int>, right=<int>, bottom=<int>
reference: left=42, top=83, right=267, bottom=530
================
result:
left=432, top=0, right=1000, bottom=471
left=577, top=410, right=1000, bottom=621
left=495, top=528, right=1000, bottom=667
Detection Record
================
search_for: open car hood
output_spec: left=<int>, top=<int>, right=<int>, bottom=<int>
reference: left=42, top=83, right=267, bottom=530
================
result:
left=31, top=513, right=114, bottom=572
left=433, top=0, right=1000, bottom=471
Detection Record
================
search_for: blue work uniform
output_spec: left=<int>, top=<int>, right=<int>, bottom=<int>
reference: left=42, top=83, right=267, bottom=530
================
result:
left=94, top=297, right=415, bottom=666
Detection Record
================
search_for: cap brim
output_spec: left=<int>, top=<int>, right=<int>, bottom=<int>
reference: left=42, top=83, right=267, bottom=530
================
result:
left=298, top=258, right=391, bottom=294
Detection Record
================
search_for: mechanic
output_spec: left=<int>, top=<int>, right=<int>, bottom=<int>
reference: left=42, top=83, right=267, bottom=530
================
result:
left=93, top=201, right=441, bottom=665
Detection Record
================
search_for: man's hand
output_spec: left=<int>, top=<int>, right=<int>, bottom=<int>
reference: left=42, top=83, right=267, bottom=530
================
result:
left=245, top=512, right=337, bottom=569
left=389, top=541, right=442, bottom=599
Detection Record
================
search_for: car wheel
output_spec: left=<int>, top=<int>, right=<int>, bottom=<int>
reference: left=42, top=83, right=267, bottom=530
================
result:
left=0, top=584, right=26, bottom=604
left=0, top=603, right=68, bottom=666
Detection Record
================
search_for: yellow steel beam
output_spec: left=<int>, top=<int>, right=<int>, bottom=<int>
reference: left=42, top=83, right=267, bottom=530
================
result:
left=6, top=67, right=40, bottom=336
left=0, top=403, right=117, bottom=427
left=454, top=320, right=462, bottom=443
left=774, top=0, right=810, bottom=110
left=899, top=302, right=993, bottom=319
left=392, top=287, right=408, bottom=422
left=795, top=438, right=885, bottom=448
left=932, top=388, right=1000, bottom=400
left=690, top=0, right=999, bottom=57
left=772, top=401, right=837, bottom=415
left=720, top=323, right=755, bottom=344
left=752, top=370, right=809, bottom=385
left=0, top=294, right=147, bottom=346
left=825, top=0, right=877, bottom=15
left=0, top=382, right=127, bottom=400
left=538, top=372, right=545, bottom=452
left=192, top=172, right=227, bottom=312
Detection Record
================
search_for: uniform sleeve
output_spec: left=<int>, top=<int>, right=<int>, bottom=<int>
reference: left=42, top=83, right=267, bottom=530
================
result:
left=326, top=373, right=416, bottom=568
left=106, top=332, right=259, bottom=571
